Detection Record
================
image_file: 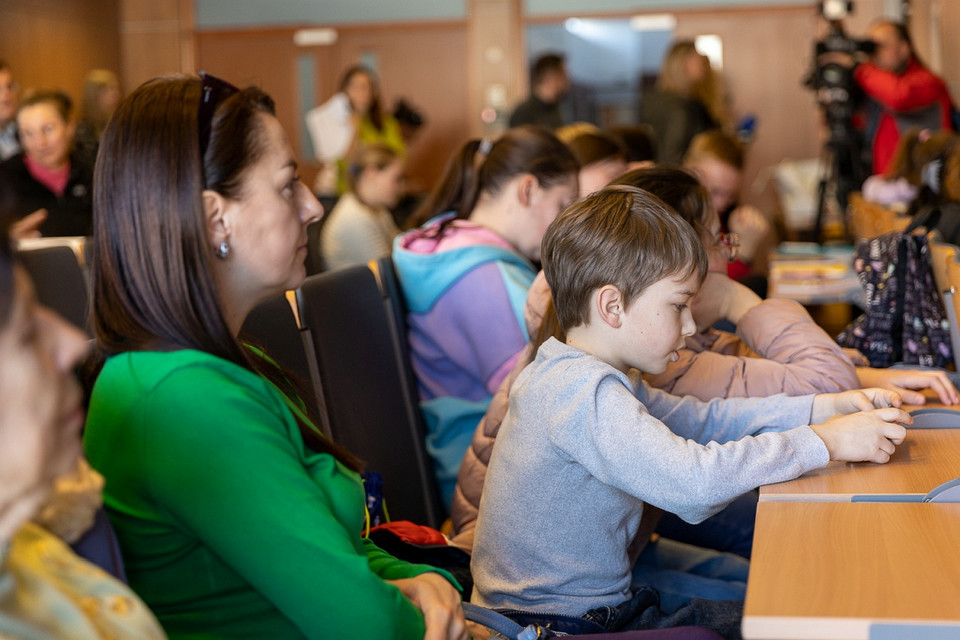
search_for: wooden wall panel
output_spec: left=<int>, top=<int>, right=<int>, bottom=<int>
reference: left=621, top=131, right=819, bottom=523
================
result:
left=0, top=0, right=121, bottom=105
left=197, top=22, right=468, bottom=195
left=119, top=0, right=195, bottom=91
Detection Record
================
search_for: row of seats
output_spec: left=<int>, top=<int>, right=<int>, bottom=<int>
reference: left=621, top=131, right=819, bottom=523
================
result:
left=19, top=238, right=446, bottom=530
left=21, top=238, right=725, bottom=638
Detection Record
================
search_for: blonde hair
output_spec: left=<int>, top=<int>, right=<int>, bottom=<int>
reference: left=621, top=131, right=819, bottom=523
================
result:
left=658, top=41, right=728, bottom=126
left=684, top=129, right=744, bottom=171
left=555, top=121, right=600, bottom=145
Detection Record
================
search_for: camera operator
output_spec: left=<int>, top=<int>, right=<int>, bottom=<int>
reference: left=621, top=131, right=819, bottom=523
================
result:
left=851, top=20, right=955, bottom=176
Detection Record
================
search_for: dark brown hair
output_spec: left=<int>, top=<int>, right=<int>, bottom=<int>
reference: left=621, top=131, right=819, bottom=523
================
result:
left=17, top=88, right=72, bottom=122
left=532, top=53, right=565, bottom=87
left=566, top=131, right=625, bottom=167
left=541, top=185, right=707, bottom=331
left=610, top=166, right=714, bottom=243
left=339, top=65, right=384, bottom=132
left=91, top=75, right=361, bottom=469
left=408, top=125, right=579, bottom=230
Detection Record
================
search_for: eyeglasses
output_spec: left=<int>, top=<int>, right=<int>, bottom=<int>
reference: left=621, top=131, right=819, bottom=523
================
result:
left=197, top=71, right=239, bottom=160
left=716, top=231, right=740, bottom=263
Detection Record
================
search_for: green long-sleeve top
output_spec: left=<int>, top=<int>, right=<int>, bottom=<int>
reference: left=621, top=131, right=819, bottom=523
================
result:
left=83, top=349, right=455, bottom=639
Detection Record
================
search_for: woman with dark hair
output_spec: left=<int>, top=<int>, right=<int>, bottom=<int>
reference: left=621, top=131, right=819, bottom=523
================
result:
left=83, top=74, right=466, bottom=639
left=0, top=89, right=93, bottom=237
left=0, top=223, right=165, bottom=638
left=305, top=65, right=405, bottom=195
left=393, top=125, right=578, bottom=507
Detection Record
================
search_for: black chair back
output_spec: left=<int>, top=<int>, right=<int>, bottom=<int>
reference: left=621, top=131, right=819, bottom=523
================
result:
left=18, top=245, right=89, bottom=333
left=240, top=294, right=319, bottom=414
left=296, top=258, right=444, bottom=528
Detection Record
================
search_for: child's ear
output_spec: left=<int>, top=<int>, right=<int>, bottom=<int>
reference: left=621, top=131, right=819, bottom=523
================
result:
left=596, top=285, right=624, bottom=328
left=516, top=174, right=537, bottom=207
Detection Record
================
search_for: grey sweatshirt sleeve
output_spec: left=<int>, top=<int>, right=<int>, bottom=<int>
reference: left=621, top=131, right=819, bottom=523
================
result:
left=635, top=373, right=816, bottom=443
left=555, top=372, right=829, bottom=524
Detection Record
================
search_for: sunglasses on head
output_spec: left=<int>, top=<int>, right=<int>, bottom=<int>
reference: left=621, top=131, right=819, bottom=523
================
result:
left=197, top=71, right=240, bottom=159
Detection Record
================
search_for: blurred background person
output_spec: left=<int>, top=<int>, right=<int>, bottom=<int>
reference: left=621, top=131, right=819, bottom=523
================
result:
left=0, top=61, right=19, bottom=161
left=684, top=130, right=771, bottom=297
left=321, top=142, right=405, bottom=271
left=562, top=129, right=628, bottom=199
left=640, top=40, right=725, bottom=164
left=0, top=89, right=93, bottom=238
left=74, top=69, right=122, bottom=167
left=852, top=19, right=955, bottom=176
left=508, top=52, right=569, bottom=130
left=306, top=65, right=405, bottom=197
left=608, top=124, right=657, bottom=169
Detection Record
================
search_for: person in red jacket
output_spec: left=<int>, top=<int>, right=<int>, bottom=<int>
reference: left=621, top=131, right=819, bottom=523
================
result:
left=854, top=19, right=955, bottom=175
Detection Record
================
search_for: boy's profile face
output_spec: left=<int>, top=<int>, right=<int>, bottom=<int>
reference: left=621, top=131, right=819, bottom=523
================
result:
left=613, top=271, right=699, bottom=374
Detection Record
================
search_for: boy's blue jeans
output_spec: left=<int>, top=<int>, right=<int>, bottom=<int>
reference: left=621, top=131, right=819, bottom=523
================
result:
left=655, top=490, right=758, bottom=558
left=630, top=536, right=749, bottom=614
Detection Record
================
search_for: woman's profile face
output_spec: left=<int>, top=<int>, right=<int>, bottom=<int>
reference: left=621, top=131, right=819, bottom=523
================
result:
left=344, top=72, right=375, bottom=115
left=17, top=102, right=75, bottom=171
left=218, top=114, right=322, bottom=302
left=0, top=268, right=87, bottom=525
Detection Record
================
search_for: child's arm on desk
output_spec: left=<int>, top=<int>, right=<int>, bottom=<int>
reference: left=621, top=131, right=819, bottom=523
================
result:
left=810, top=389, right=911, bottom=463
left=855, top=367, right=960, bottom=405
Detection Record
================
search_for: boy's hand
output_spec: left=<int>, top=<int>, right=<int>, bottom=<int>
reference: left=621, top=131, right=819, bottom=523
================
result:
left=811, top=409, right=909, bottom=463
left=856, top=367, right=960, bottom=406
left=811, top=388, right=902, bottom=423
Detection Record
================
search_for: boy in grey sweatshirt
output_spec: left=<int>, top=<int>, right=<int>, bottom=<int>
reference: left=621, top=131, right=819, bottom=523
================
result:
left=470, top=185, right=910, bottom=638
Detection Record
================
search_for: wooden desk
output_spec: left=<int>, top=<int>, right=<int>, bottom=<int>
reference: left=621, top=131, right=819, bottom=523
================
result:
left=760, top=429, right=960, bottom=502
left=742, top=501, right=960, bottom=639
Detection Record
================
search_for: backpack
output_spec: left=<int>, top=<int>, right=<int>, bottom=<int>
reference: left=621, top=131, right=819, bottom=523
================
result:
left=836, top=231, right=953, bottom=368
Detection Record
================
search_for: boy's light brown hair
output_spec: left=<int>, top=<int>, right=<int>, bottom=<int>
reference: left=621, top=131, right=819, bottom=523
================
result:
left=684, top=129, right=744, bottom=171
left=541, top=185, right=708, bottom=332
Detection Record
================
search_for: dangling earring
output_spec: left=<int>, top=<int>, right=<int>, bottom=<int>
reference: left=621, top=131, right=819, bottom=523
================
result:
left=216, top=240, right=230, bottom=259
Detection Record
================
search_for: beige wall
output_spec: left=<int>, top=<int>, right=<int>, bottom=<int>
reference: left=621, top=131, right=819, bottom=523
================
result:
left=6, top=0, right=960, bottom=213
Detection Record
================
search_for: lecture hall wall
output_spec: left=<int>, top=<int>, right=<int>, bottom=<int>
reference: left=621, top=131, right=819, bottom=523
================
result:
left=2, top=0, right=960, bottom=211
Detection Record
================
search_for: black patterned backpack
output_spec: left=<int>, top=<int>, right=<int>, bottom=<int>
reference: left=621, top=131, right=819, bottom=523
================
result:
left=836, top=231, right=953, bottom=368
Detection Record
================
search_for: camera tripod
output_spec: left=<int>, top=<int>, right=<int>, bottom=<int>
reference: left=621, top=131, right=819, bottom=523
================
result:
left=812, top=123, right=865, bottom=243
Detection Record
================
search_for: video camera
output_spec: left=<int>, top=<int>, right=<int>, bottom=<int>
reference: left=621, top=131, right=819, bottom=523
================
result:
left=803, top=1, right=876, bottom=142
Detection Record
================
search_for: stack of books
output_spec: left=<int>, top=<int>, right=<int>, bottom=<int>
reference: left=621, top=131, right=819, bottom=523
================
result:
left=768, top=243, right=864, bottom=306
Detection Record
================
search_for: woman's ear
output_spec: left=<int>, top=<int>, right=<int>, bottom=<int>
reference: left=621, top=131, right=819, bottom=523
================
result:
left=596, top=285, right=624, bottom=329
left=202, top=189, right=230, bottom=247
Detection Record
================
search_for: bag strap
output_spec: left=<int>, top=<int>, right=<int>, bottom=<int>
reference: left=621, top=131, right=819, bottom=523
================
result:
left=891, top=236, right=909, bottom=362
left=462, top=603, right=544, bottom=640
left=905, top=204, right=942, bottom=236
